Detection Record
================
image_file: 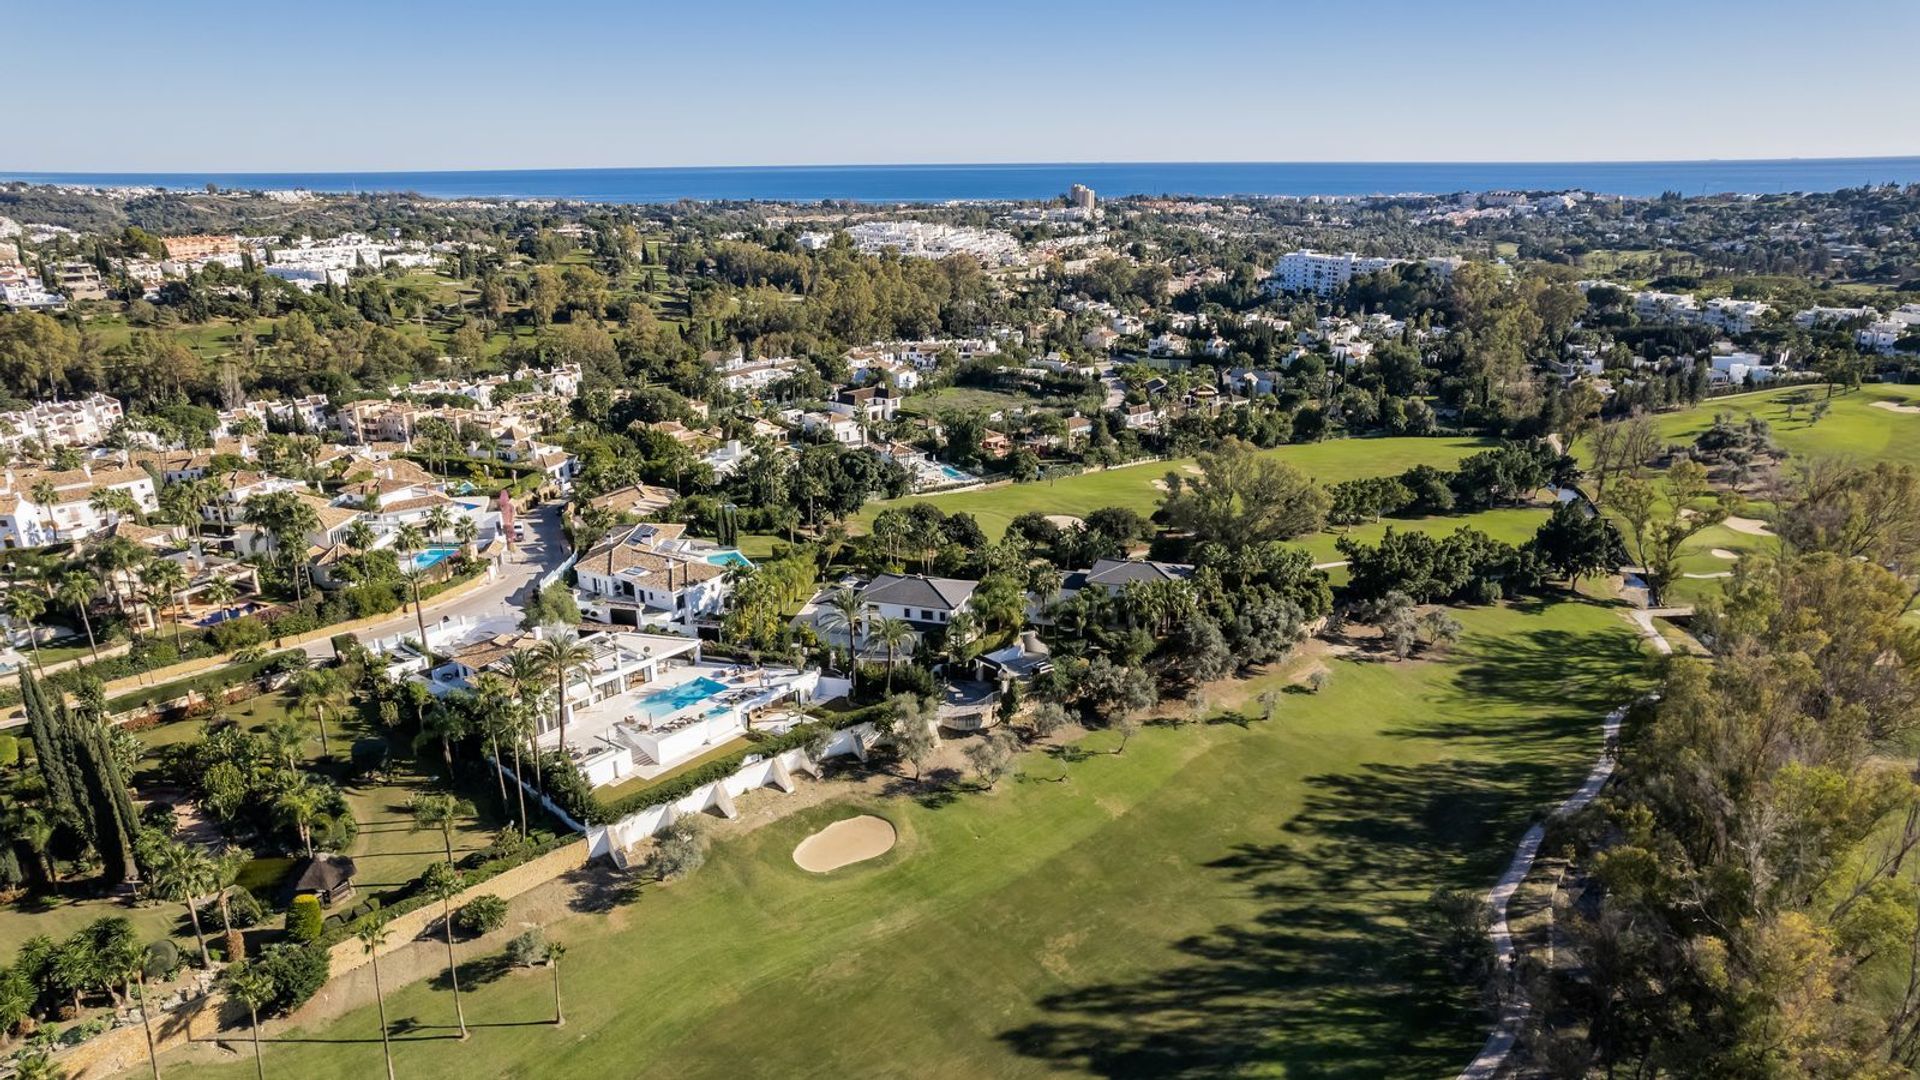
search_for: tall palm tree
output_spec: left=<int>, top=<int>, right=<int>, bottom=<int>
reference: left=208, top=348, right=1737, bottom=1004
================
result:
left=532, top=627, right=594, bottom=756
left=501, top=649, right=549, bottom=794
left=872, top=617, right=914, bottom=693
left=408, top=792, right=467, bottom=866
left=422, top=863, right=470, bottom=1040
left=29, top=479, right=59, bottom=544
left=393, top=522, right=433, bottom=644
left=549, top=940, right=568, bottom=1027
left=417, top=699, right=469, bottom=781
left=454, top=515, right=479, bottom=556
left=355, top=917, right=399, bottom=1080
left=274, top=775, right=324, bottom=858
left=222, top=960, right=274, bottom=1080
left=818, top=587, right=867, bottom=693
left=290, top=667, right=346, bottom=760
left=145, top=839, right=213, bottom=968
left=425, top=505, right=453, bottom=544
left=204, top=575, right=239, bottom=613
left=57, top=571, right=102, bottom=662
left=6, top=588, right=46, bottom=671
left=342, top=518, right=376, bottom=555
left=472, top=672, right=516, bottom=810
left=140, top=558, right=189, bottom=650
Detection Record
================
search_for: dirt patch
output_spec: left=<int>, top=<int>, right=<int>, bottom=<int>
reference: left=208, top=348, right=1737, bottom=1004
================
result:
left=1871, top=400, right=1920, bottom=415
left=1709, top=548, right=1740, bottom=560
left=793, top=815, right=897, bottom=872
left=1722, top=515, right=1774, bottom=537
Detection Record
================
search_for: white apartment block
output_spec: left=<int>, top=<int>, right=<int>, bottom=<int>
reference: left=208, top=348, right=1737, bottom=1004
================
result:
left=1700, top=298, right=1772, bottom=335
left=0, top=394, right=125, bottom=452
left=0, top=463, right=159, bottom=548
left=1263, top=250, right=1462, bottom=297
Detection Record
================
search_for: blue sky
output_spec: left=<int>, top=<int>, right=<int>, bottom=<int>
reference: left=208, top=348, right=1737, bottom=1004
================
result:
left=11, top=0, right=1919, bottom=171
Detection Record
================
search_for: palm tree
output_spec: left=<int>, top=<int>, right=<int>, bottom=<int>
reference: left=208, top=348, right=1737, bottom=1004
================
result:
left=222, top=960, right=274, bottom=1080
left=274, top=775, right=324, bottom=858
left=208, top=845, right=250, bottom=957
left=342, top=519, right=376, bottom=555
left=29, top=479, right=59, bottom=543
left=871, top=617, right=914, bottom=694
left=145, top=839, right=213, bottom=968
left=549, top=940, right=568, bottom=1027
left=472, top=672, right=517, bottom=811
left=532, top=627, right=594, bottom=756
left=425, top=505, right=453, bottom=544
left=818, top=587, right=866, bottom=693
left=355, top=918, right=399, bottom=1080
left=454, top=515, right=479, bottom=556
left=422, top=862, right=470, bottom=1040
left=392, top=521, right=432, bottom=640
left=290, top=667, right=346, bottom=760
left=408, top=792, right=469, bottom=866
left=501, top=649, right=549, bottom=796
left=203, top=575, right=239, bottom=614
left=94, top=537, right=149, bottom=620
left=417, top=699, right=469, bottom=780
left=263, top=716, right=305, bottom=771
left=140, top=558, right=189, bottom=650
left=58, top=571, right=101, bottom=663
left=6, top=588, right=46, bottom=671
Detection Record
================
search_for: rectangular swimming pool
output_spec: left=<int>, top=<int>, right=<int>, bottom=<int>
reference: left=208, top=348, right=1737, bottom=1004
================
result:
left=633, top=676, right=728, bottom=717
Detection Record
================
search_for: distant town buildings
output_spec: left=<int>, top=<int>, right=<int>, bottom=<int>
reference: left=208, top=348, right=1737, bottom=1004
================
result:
left=1263, top=250, right=1462, bottom=297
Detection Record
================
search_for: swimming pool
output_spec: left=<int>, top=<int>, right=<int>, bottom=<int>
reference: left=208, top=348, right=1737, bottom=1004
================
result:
left=633, top=676, right=728, bottom=719
left=937, top=464, right=973, bottom=482
left=407, top=547, right=460, bottom=571
left=705, top=551, right=752, bottom=569
left=198, top=602, right=264, bottom=627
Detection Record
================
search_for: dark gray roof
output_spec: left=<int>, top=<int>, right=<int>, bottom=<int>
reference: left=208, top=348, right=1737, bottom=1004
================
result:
left=861, top=573, right=978, bottom=612
left=1076, top=558, right=1194, bottom=591
left=291, top=854, right=357, bottom=893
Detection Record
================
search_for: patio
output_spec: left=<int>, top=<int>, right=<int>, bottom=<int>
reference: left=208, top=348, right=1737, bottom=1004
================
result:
left=551, top=664, right=822, bottom=789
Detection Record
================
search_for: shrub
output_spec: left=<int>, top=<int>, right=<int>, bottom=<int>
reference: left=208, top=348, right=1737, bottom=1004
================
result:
left=0, top=735, right=18, bottom=769
left=256, top=942, right=329, bottom=1016
left=225, top=885, right=264, bottom=929
left=506, top=928, right=549, bottom=967
left=285, top=895, right=324, bottom=943
left=142, top=939, right=180, bottom=982
left=454, top=894, right=509, bottom=937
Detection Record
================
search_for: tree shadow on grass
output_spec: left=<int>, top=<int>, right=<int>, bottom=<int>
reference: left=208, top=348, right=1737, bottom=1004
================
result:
left=1394, top=628, right=1648, bottom=753
left=565, top=864, right=643, bottom=914
left=428, top=951, right=515, bottom=992
left=1000, top=750, right=1571, bottom=1078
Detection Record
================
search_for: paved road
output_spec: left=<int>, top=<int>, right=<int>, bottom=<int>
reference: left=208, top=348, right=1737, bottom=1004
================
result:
left=300, top=502, right=568, bottom=660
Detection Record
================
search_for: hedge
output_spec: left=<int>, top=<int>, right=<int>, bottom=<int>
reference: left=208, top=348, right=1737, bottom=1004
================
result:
left=571, top=721, right=837, bottom=826
left=315, top=830, right=578, bottom=949
left=104, top=650, right=307, bottom=714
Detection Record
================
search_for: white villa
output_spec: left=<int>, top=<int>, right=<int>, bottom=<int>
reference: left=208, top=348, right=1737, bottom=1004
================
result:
left=575, top=522, right=741, bottom=631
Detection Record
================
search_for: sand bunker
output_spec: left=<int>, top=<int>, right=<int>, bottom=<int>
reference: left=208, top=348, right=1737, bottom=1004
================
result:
left=1722, top=515, right=1775, bottom=537
left=793, top=815, right=897, bottom=873
left=1871, top=400, right=1920, bottom=415
left=1043, top=514, right=1084, bottom=529
left=1710, top=548, right=1740, bottom=560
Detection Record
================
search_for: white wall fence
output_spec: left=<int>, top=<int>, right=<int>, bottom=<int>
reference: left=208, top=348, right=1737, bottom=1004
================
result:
left=499, top=721, right=879, bottom=861
left=538, top=550, right=579, bottom=593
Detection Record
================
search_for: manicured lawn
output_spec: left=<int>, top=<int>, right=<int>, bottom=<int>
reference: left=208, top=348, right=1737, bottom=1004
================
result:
left=1649, top=384, right=1920, bottom=468
left=1294, top=504, right=1554, bottom=564
left=173, top=600, right=1651, bottom=1080
left=858, top=435, right=1498, bottom=539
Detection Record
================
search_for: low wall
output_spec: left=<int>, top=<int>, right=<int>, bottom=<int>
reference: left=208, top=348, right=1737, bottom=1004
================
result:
left=584, top=723, right=877, bottom=859
left=326, top=838, right=590, bottom=978
left=60, top=987, right=226, bottom=1080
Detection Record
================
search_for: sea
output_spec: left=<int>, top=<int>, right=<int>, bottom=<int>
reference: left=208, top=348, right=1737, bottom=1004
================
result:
left=4, top=159, right=1920, bottom=204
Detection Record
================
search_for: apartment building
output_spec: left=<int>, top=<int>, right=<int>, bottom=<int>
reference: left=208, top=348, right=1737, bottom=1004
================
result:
left=1263, top=250, right=1462, bottom=297
left=0, top=462, right=160, bottom=548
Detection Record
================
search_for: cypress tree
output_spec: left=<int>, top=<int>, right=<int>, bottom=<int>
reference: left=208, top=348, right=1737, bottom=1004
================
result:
left=72, top=713, right=139, bottom=885
left=20, top=672, right=87, bottom=841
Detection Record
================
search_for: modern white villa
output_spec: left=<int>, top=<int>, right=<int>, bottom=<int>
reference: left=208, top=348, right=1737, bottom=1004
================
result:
left=420, top=624, right=818, bottom=790
left=574, top=521, right=747, bottom=632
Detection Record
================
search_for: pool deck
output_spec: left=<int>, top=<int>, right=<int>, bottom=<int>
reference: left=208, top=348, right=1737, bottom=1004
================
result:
left=546, top=663, right=819, bottom=787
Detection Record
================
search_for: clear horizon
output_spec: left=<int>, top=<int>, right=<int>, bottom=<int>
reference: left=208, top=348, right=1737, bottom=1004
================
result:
left=13, top=0, right=1918, bottom=173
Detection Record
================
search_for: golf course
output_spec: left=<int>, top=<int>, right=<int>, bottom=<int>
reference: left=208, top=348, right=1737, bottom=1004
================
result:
left=168, top=600, right=1650, bottom=1079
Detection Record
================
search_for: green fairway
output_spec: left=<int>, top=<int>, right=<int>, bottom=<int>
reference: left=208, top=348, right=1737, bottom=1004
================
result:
left=1650, top=384, right=1920, bottom=467
left=1294, top=504, right=1554, bottom=565
left=170, top=600, right=1650, bottom=1080
left=859, top=435, right=1499, bottom=538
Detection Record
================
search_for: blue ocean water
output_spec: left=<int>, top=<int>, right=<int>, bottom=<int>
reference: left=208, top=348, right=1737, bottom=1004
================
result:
left=4, top=159, right=1919, bottom=203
